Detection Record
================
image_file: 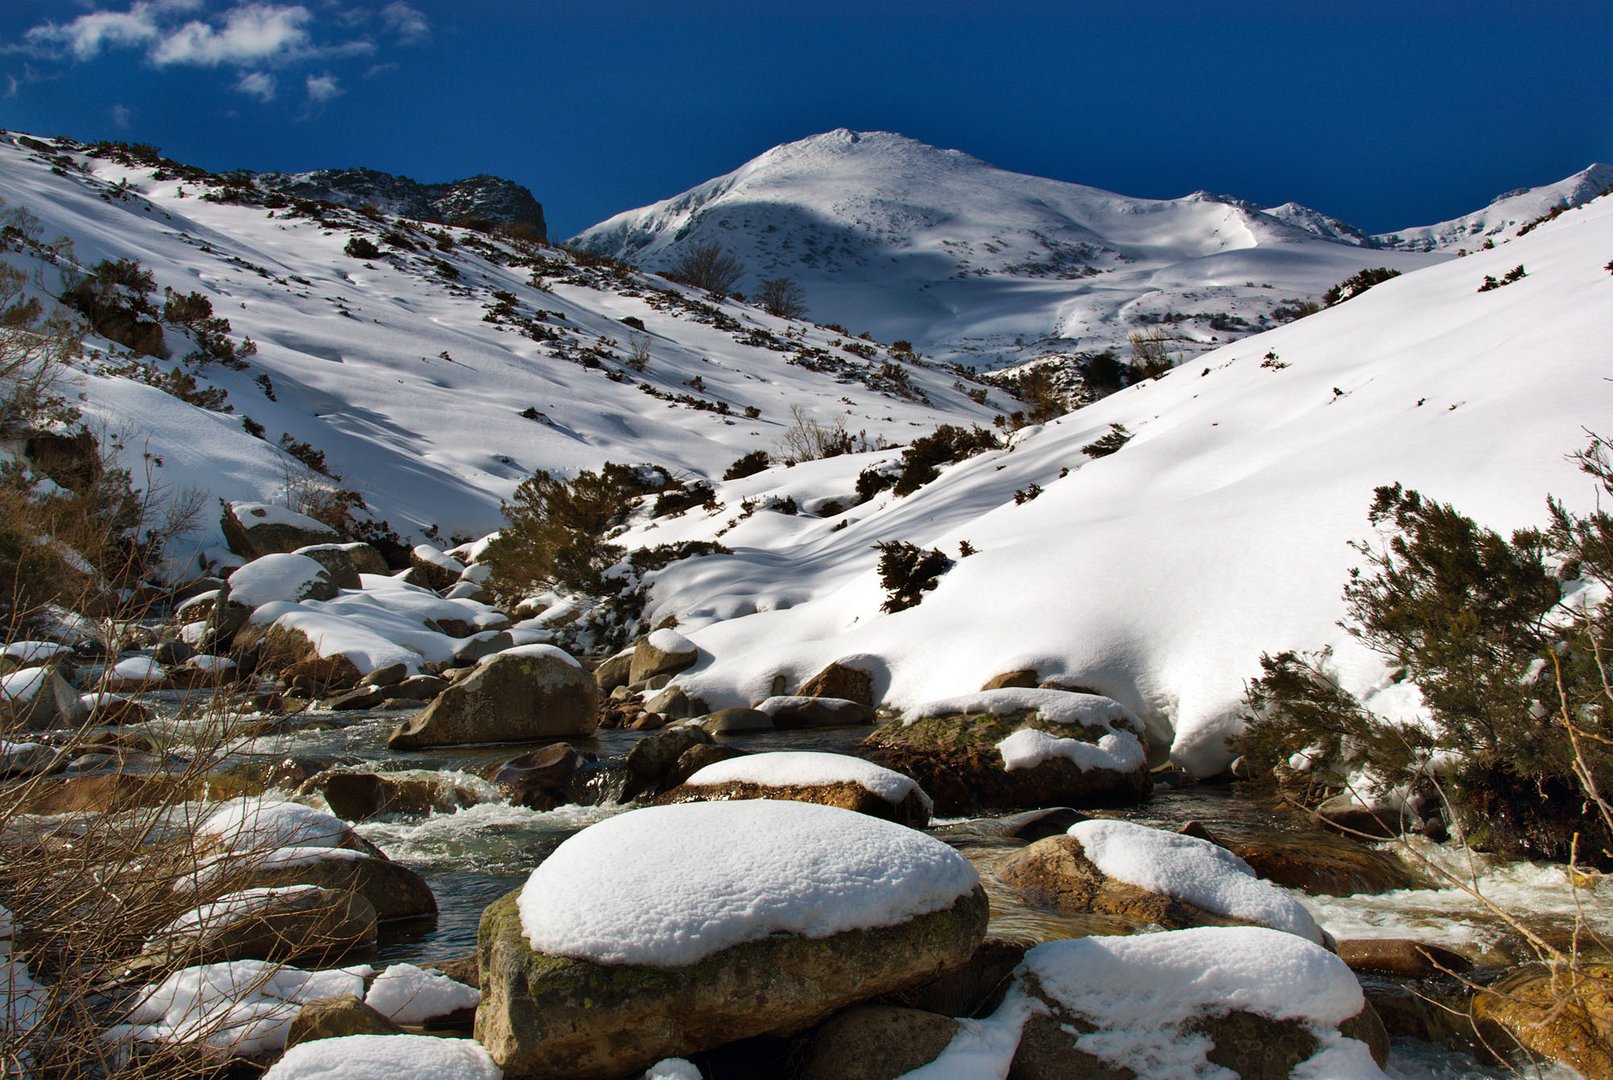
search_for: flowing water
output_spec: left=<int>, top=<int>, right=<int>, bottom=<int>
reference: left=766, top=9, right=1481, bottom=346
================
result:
left=221, top=705, right=1607, bottom=1078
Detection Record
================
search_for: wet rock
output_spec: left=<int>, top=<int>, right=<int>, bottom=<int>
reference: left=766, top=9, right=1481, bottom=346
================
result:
left=799, top=1006, right=960, bottom=1080
left=328, top=685, right=389, bottom=711
left=387, top=646, right=598, bottom=750
left=998, top=807, right=1088, bottom=843
left=360, top=662, right=409, bottom=688
left=493, top=744, right=583, bottom=809
left=219, top=848, right=438, bottom=922
left=798, top=660, right=875, bottom=707
left=629, top=629, right=699, bottom=684
left=1227, top=833, right=1426, bottom=896
left=1316, top=796, right=1413, bottom=839
left=757, top=695, right=875, bottom=728
left=624, top=725, right=713, bottom=800
left=284, top=994, right=404, bottom=1047
left=312, top=769, right=488, bottom=821
left=386, top=674, right=450, bottom=701
left=13, top=771, right=201, bottom=815
left=1336, top=938, right=1472, bottom=978
left=700, top=707, right=774, bottom=735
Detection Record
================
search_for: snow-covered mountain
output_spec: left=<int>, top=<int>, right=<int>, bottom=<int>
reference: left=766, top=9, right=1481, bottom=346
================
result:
left=1374, top=162, right=1613, bottom=252
left=570, top=129, right=1446, bottom=368
left=0, top=133, right=998, bottom=568
left=604, top=186, right=1613, bottom=775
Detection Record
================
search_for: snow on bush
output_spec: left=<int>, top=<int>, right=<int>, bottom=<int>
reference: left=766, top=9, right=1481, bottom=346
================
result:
left=364, top=963, right=481, bottom=1025
left=262, top=1033, right=503, bottom=1079
left=518, top=800, right=977, bottom=966
left=684, top=750, right=928, bottom=807
left=1069, top=819, right=1323, bottom=942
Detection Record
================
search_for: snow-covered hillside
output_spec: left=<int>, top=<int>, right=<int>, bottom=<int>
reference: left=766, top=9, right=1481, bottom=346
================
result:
left=1375, top=162, right=1613, bottom=252
left=0, top=133, right=997, bottom=568
left=611, top=188, right=1613, bottom=775
left=571, top=129, right=1447, bottom=368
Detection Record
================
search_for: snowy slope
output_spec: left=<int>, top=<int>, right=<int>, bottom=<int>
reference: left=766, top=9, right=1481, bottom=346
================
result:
left=571, top=129, right=1445, bottom=368
left=1375, top=163, right=1613, bottom=252
left=0, top=133, right=997, bottom=567
left=613, top=189, right=1613, bottom=775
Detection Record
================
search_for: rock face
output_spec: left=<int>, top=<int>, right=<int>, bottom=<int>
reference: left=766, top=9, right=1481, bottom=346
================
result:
left=256, top=166, right=548, bottom=241
left=474, top=885, right=988, bottom=1079
left=388, top=646, right=599, bottom=749
left=861, top=705, right=1150, bottom=815
left=221, top=501, right=341, bottom=560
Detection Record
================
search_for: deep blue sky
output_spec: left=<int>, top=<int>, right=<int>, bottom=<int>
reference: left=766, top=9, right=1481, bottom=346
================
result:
left=3, top=1, right=1610, bottom=239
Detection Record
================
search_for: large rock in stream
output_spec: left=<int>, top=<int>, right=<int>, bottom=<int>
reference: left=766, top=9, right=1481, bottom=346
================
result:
left=861, top=688, right=1151, bottom=814
left=388, top=645, right=598, bottom=749
left=475, top=800, right=987, bottom=1079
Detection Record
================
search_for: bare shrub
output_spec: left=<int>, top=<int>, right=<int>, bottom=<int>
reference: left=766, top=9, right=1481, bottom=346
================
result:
left=666, top=241, right=743, bottom=296
left=757, top=276, right=807, bottom=319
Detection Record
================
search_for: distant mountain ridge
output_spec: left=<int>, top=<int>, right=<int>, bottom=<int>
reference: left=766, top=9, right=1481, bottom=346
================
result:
left=570, top=130, right=1444, bottom=369
left=254, top=166, right=547, bottom=240
left=1373, top=163, right=1613, bottom=252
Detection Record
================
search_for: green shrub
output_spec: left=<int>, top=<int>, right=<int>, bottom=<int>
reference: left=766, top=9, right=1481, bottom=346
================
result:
left=343, top=236, right=381, bottom=260
left=1235, top=441, right=1613, bottom=864
left=1081, top=423, right=1132, bottom=459
left=1322, top=267, right=1400, bottom=307
left=723, top=450, right=771, bottom=481
left=891, top=425, right=1000, bottom=496
left=484, top=463, right=671, bottom=604
left=875, top=541, right=953, bottom=613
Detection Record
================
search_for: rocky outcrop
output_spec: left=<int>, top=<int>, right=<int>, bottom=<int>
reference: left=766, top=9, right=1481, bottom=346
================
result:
left=388, top=646, right=598, bottom=749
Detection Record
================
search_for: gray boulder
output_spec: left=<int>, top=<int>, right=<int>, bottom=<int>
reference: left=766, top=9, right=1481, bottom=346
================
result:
left=387, top=646, right=598, bottom=749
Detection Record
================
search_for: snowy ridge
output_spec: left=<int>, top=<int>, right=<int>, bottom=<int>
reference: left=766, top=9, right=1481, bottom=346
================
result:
left=573, top=129, right=1447, bottom=367
left=0, top=132, right=995, bottom=564
left=616, top=189, right=1613, bottom=774
left=1375, top=162, right=1613, bottom=252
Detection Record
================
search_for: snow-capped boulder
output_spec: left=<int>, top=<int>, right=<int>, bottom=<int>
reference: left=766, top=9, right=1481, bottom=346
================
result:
left=197, top=798, right=377, bottom=856
left=592, top=648, right=634, bottom=693
left=264, top=1033, right=504, bottom=1080
left=657, top=751, right=933, bottom=827
left=387, top=645, right=598, bottom=749
left=998, top=819, right=1325, bottom=943
left=103, top=655, right=170, bottom=690
left=365, top=963, right=481, bottom=1025
left=228, top=555, right=339, bottom=609
left=290, top=544, right=364, bottom=590
left=185, top=844, right=437, bottom=923
left=409, top=544, right=466, bottom=592
left=476, top=800, right=987, bottom=1078
left=860, top=688, right=1150, bottom=814
left=141, top=884, right=378, bottom=967
left=222, top=502, right=341, bottom=561
left=0, top=666, right=89, bottom=731
left=629, top=628, right=700, bottom=684
left=996, top=928, right=1389, bottom=1078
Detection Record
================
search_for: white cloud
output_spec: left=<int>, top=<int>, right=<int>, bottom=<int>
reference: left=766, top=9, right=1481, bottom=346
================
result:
left=150, top=4, right=313, bottom=67
left=304, top=71, right=341, bottom=103
left=111, top=103, right=134, bottom=128
left=379, top=2, right=428, bottom=43
left=235, top=69, right=277, bottom=100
